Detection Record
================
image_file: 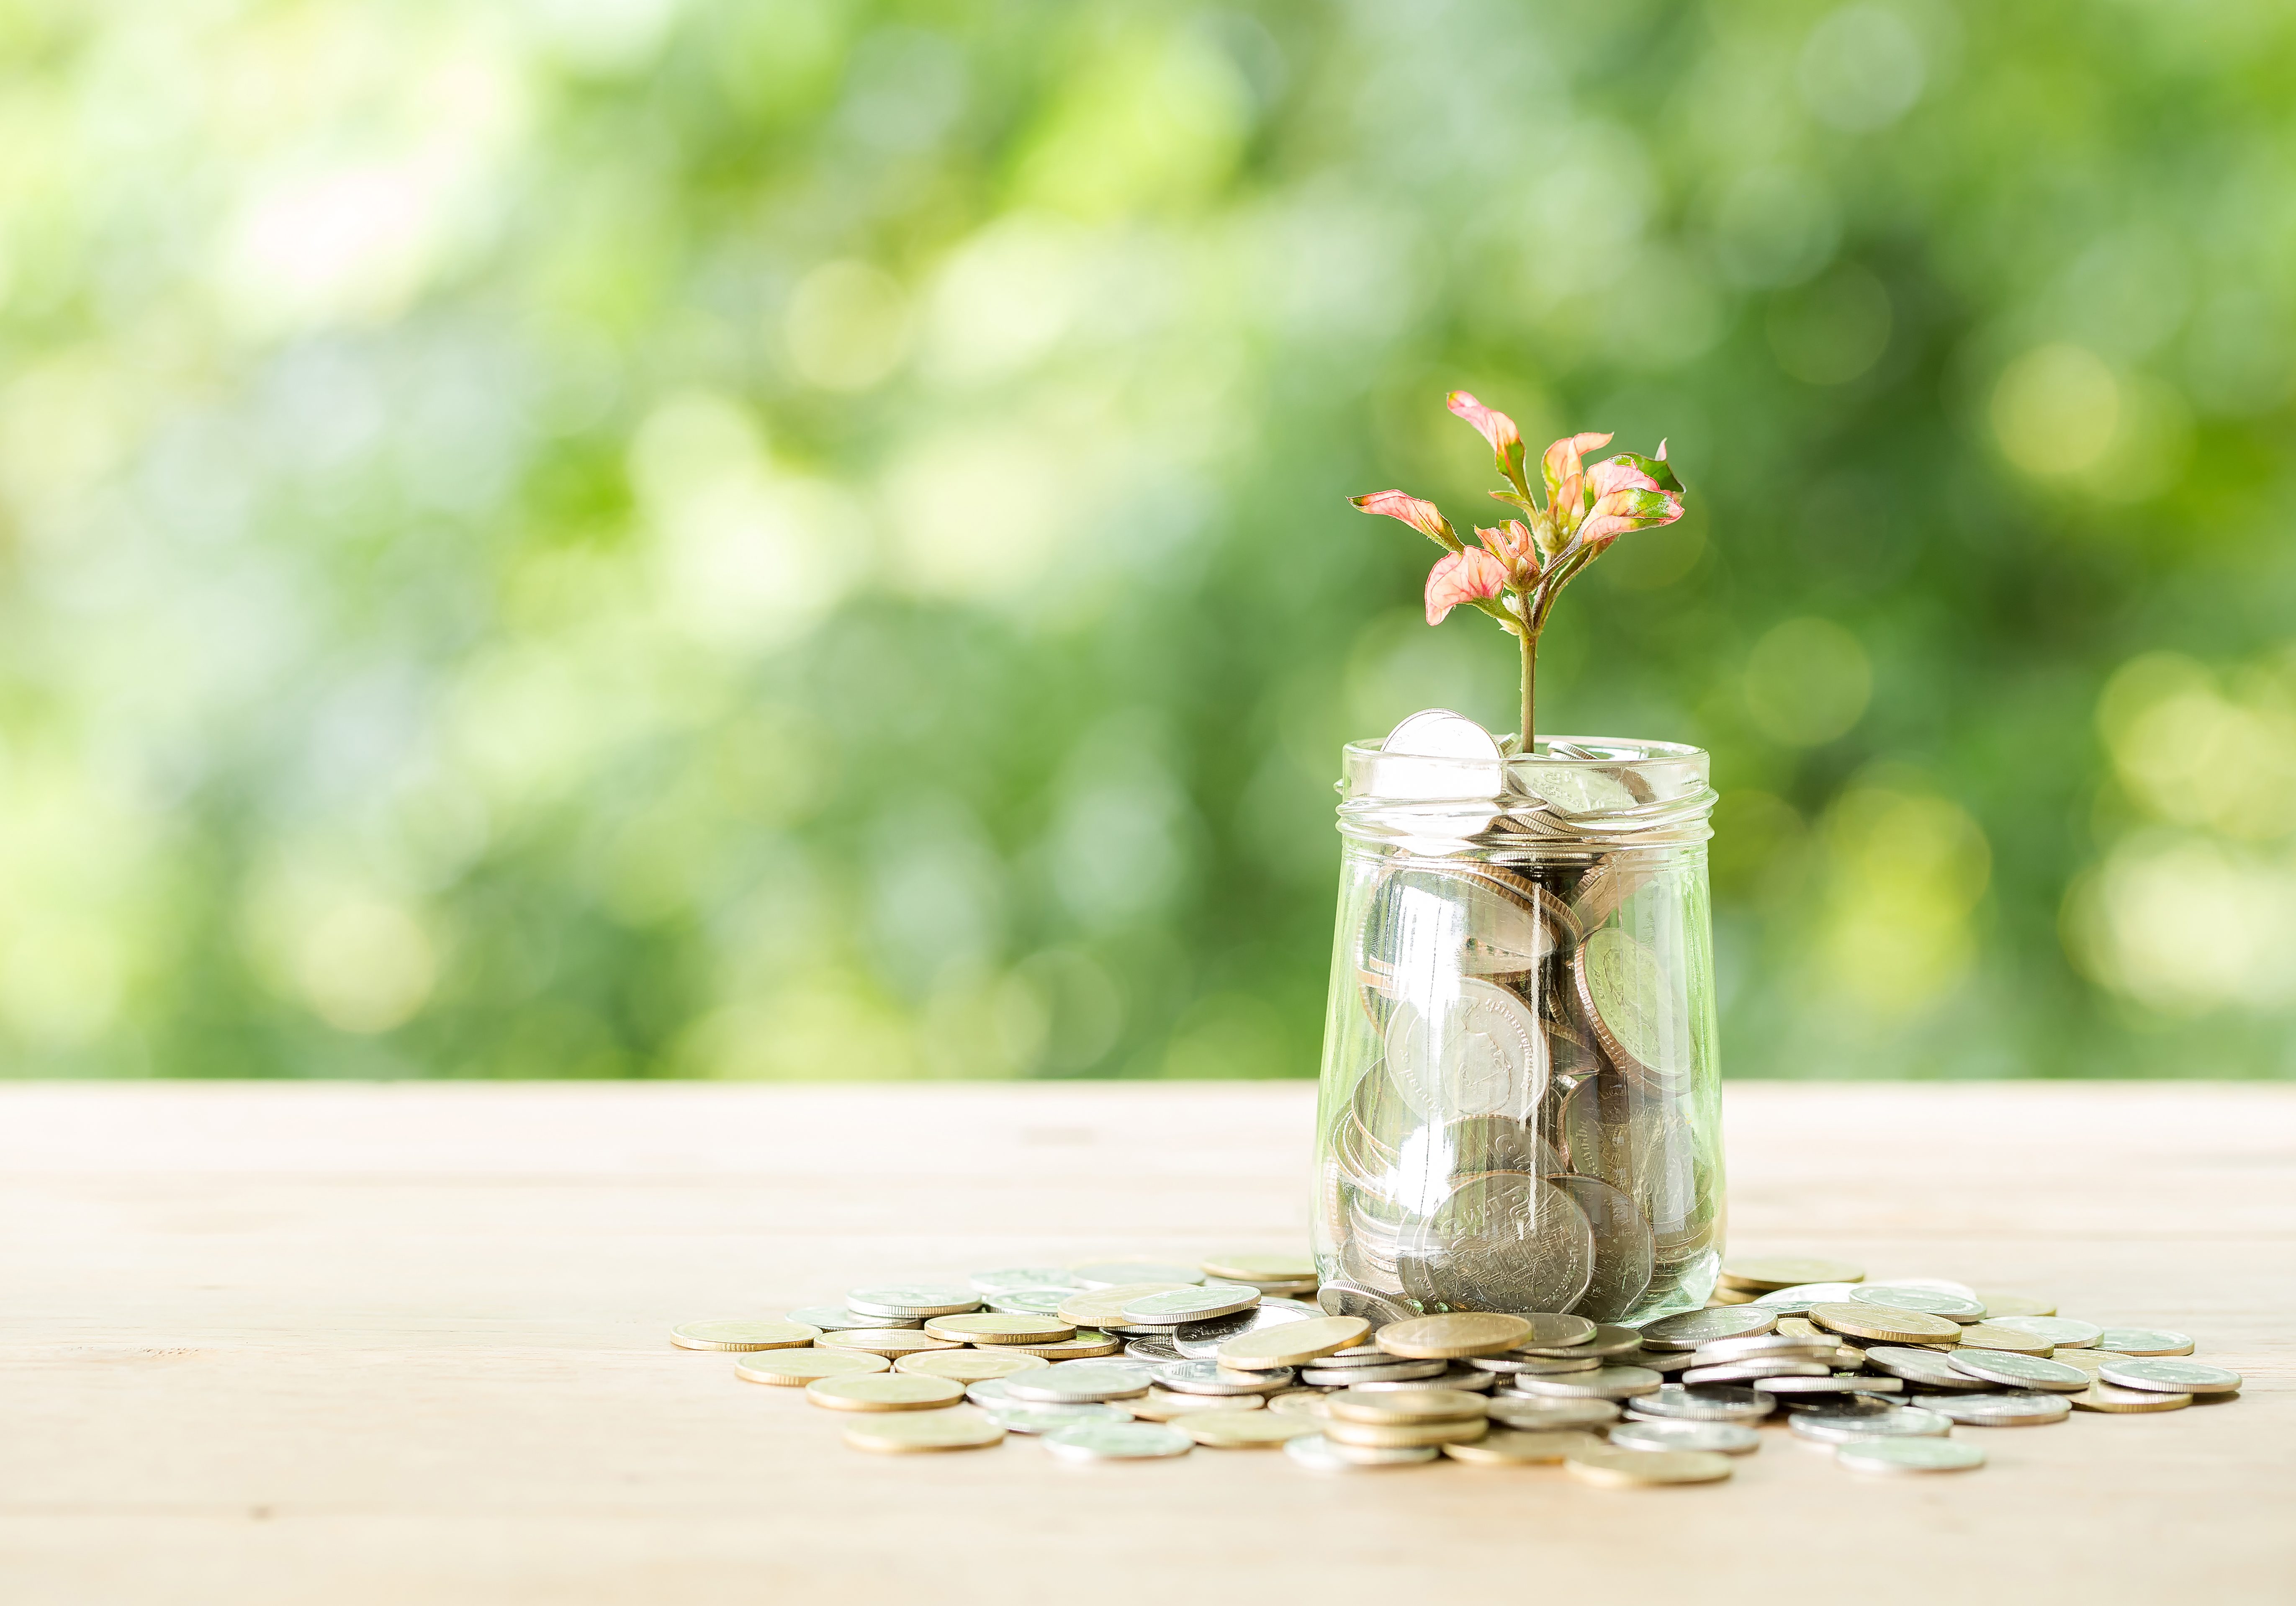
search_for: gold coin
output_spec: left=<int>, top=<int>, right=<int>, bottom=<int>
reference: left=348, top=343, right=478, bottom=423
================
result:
left=1325, top=1416, right=1489, bottom=1449
left=2069, top=1382, right=2192, bottom=1413
left=1718, top=1256, right=1864, bottom=1292
left=670, top=1319, right=821, bottom=1352
left=1563, top=1445, right=1733, bottom=1487
left=841, top=1405, right=1005, bottom=1454
left=1183, top=1411, right=1320, bottom=1447
left=1201, top=1252, right=1316, bottom=1282
left=1376, top=1313, right=1533, bottom=1359
left=1266, top=1389, right=1330, bottom=1419
left=1217, top=1315, right=1370, bottom=1369
left=1443, top=1428, right=1603, bottom=1464
left=1957, top=1323, right=2053, bottom=1356
left=1974, top=1292, right=2055, bottom=1319
left=920, top=1313, right=1075, bottom=1344
left=1327, top=1387, right=1488, bottom=1425
left=805, top=1374, right=967, bottom=1412
left=1773, top=1316, right=1822, bottom=1340
left=1707, top=1287, right=1761, bottom=1305
left=1000, top=1329, right=1122, bottom=1360
left=1055, top=1284, right=1192, bottom=1330
left=735, top=1349, right=889, bottom=1387
left=1808, top=1302, right=1962, bottom=1345
left=814, top=1328, right=964, bottom=1357
left=893, top=1348, right=1050, bottom=1382
left=2047, top=1349, right=2133, bottom=1376
left=1123, top=1387, right=1266, bottom=1421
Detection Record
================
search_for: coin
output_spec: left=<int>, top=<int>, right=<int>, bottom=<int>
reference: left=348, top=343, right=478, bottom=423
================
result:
left=1201, top=1252, right=1316, bottom=1283
left=1057, top=1284, right=1193, bottom=1330
left=921, top=1313, right=1075, bottom=1344
left=1184, top=1412, right=1319, bottom=1447
left=805, top=1374, right=966, bottom=1413
left=986, top=1289, right=1083, bottom=1317
left=1121, top=1287, right=1260, bottom=1325
left=1375, top=1313, right=1532, bottom=1359
left=1005, top=1330, right=1124, bottom=1360
left=1836, top=1437, right=1986, bottom=1474
left=1124, top=1337, right=1185, bottom=1363
left=1770, top=1392, right=1896, bottom=1420
left=1328, top=1387, right=1489, bottom=1424
left=893, top=1349, right=1051, bottom=1382
left=1152, top=1361, right=1294, bottom=1396
left=1850, top=1286, right=1986, bottom=1322
left=1515, top=1322, right=1643, bottom=1359
left=1605, top=1419, right=1761, bottom=1455
left=1787, top=1406, right=1952, bottom=1444
left=2096, top=1358, right=2242, bottom=1395
left=1624, top=1383, right=1774, bottom=1422
left=1219, top=1315, right=1370, bottom=1369
left=1041, top=1421, right=1193, bottom=1461
left=1754, top=1375, right=1903, bottom=1395
left=1284, top=1433, right=1438, bottom=1471
left=1718, top=1256, right=1864, bottom=1292
left=1068, top=1261, right=1205, bottom=1289
left=1401, top=1174, right=1596, bottom=1315
left=1564, top=1445, right=1732, bottom=1487
left=1973, top=1292, right=2055, bottom=1319
left=1860, top=1347, right=1991, bottom=1392
left=1001, top=1363, right=1153, bottom=1403
left=735, top=1350, right=890, bottom=1387
left=1301, top=1360, right=1450, bottom=1385
left=1571, top=929, right=1691, bottom=1082
left=1751, top=1284, right=1865, bottom=1315
left=844, top=1285, right=980, bottom=1318
left=2069, top=1381, right=2192, bottom=1413
left=1325, top=1417, right=1489, bottom=1449
left=669, top=1319, right=820, bottom=1352
left=2090, top=1328, right=2196, bottom=1356
left=1946, top=1351, right=2093, bottom=1392
left=1986, top=1315, right=2100, bottom=1348
left=1467, top=1353, right=1601, bottom=1376
left=1316, top=1281, right=1413, bottom=1328
left=841, top=1407, right=1004, bottom=1454
left=986, top=1402, right=1132, bottom=1434
left=1638, top=1307, right=1779, bottom=1351
left=1384, top=980, right=1550, bottom=1122
left=1172, top=1300, right=1321, bottom=1359
left=1953, top=1323, right=2055, bottom=1356
left=1512, top=1365, right=1664, bottom=1401
left=814, top=1328, right=963, bottom=1358
left=785, top=1307, right=923, bottom=1332
left=1910, top=1391, right=2073, bottom=1426
left=1682, top=1360, right=1832, bottom=1385
left=1124, top=1387, right=1265, bottom=1421
left=1773, top=1317, right=1824, bottom=1339
left=1808, top=1302, right=1961, bottom=1345
left=1486, top=1396, right=1622, bottom=1430
left=968, top=1267, right=1076, bottom=1293
left=1442, top=1428, right=1603, bottom=1463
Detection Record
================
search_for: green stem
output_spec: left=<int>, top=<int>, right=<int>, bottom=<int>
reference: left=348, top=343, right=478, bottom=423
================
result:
left=1518, top=609, right=1539, bottom=752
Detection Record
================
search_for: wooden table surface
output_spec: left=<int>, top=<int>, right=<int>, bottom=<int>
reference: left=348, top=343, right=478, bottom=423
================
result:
left=3, top=1080, right=2291, bottom=1604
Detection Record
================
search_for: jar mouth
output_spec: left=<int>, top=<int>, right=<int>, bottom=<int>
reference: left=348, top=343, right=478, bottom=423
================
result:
left=1337, top=734, right=1714, bottom=850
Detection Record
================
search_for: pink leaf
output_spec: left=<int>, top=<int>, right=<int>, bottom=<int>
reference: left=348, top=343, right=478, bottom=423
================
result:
left=1584, top=459, right=1660, bottom=501
left=1476, top=520, right=1539, bottom=575
left=1578, top=487, right=1684, bottom=543
left=1540, top=431, right=1615, bottom=502
left=1448, top=391, right=1528, bottom=486
left=1424, top=547, right=1509, bottom=624
left=1351, top=489, right=1453, bottom=544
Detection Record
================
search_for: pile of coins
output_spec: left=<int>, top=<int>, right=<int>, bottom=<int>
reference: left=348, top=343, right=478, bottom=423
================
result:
left=670, top=1251, right=2244, bottom=1475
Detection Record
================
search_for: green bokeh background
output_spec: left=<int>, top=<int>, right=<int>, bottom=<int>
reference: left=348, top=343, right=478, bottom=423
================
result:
left=3, top=0, right=2292, bottom=1081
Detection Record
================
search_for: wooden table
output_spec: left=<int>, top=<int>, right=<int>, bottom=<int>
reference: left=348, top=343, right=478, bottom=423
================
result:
left=3, top=1081, right=2290, bottom=1603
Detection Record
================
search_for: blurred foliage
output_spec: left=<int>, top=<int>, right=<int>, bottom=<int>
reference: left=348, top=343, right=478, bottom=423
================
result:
left=1, top=0, right=2293, bottom=1081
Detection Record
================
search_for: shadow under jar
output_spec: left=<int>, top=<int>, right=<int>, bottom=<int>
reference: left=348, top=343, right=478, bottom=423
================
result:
left=1312, top=735, right=1723, bottom=1327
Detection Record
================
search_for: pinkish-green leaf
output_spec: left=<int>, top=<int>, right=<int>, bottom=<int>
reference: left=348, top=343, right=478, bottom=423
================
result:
left=1578, top=486, right=1684, bottom=543
left=1476, top=520, right=1540, bottom=577
left=1448, top=391, right=1529, bottom=489
left=1540, top=431, right=1615, bottom=502
left=1596, top=450, right=1684, bottom=497
left=1351, top=489, right=1455, bottom=547
left=1424, top=547, right=1509, bottom=624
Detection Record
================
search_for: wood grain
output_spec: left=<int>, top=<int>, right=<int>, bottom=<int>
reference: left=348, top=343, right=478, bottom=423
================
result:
left=2, top=1081, right=2289, bottom=1604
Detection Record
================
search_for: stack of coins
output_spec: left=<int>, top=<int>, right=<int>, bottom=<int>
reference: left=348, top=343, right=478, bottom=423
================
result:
left=674, top=1248, right=2246, bottom=1476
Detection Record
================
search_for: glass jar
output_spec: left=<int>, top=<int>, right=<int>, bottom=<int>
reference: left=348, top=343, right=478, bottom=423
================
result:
left=1311, top=730, right=1723, bottom=1327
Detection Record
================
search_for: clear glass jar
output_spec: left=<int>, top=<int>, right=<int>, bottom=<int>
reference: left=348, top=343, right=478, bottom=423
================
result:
left=1312, top=731, right=1723, bottom=1327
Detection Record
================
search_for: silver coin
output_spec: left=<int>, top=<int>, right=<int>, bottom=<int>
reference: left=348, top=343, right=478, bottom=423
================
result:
left=1682, top=1359, right=1832, bottom=1385
left=1171, top=1301, right=1321, bottom=1359
left=1122, top=1286, right=1260, bottom=1325
left=1691, top=1333, right=1850, bottom=1364
left=1860, top=1346, right=1992, bottom=1391
left=1041, top=1421, right=1192, bottom=1461
left=1284, top=1433, right=1440, bottom=1471
left=1910, top=1390, right=2073, bottom=1426
left=1606, top=1418, right=1761, bottom=1455
left=1399, top=1172, right=1594, bottom=1315
left=1434, top=1367, right=1497, bottom=1392
left=1002, top=1363, right=1153, bottom=1403
left=1316, top=1280, right=1413, bottom=1330
left=1383, top=979, right=1550, bottom=1122
left=1836, top=1437, right=1986, bottom=1474
left=1946, top=1350, right=2093, bottom=1392
left=1755, top=1374, right=1903, bottom=1395
left=1467, top=1354, right=1602, bottom=1375
left=968, top=1267, right=1076, bottom=1293
left=785, top=1306, right=922, bottom=1331
left=1788, top=1406, right=1953, bottom=1444
left=1068, top=1261, right=1203, bottom=1289
left=2090, top=1327, right=2196, bottom=1356
left=1986, top=1315, right=2102, bottom=1348
left=1624, top=1383, right=1774, bottom=1423
left=988, top=1401, right=1130, bottom=1435
left=987, top=1289, right=1084, bottom=1317
left=1124, top=1337, right=1185, bottom=1363
left=1509, top=1365, right=1662, bottom=1400
left=1633, top=1350, right=1697, bottom=1374
left=1487, top=1396, right=1622, bottom=1431
left=844, top=1285, right=980, bottom=1318
left=2096, top=1358, right=2242, bottom=1395
left=1513, top=1322, right=1643, bottom=1359
left=1775, top=1392, right=1896, bottom=1420
left=1638, top=1307, right=1778, bottom=1351
left=1153, top=1361, right=1294, bottom=1396
left=1301, top=1359, right=1448, bottom=1386
left=1850, top=1285, right=1985, bottom=1322
left=1750, top=1282, right=1862, bottom=1313
left=965, top=1377, right=1022, bottom=1407
left=1545, top=1173, right=1654, bottom=1322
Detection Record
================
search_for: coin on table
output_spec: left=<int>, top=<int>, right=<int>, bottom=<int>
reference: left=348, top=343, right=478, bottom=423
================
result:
left=1068, top=1260, right=1204, bottom=1289
left=1316, top=1280, right=1415, bottom=1329
left=736, top=1349, right=890, bottom=1386
left=1507, top=1313, right=1599, bottom=1348
left=2070, top=1381, right=2191, bottom=1413
left=894, top=1348, right=1050, bottom=1382
left=2090, top=1328, right=2196, bottom=1356
left=841, top=1407, right=1005, bottom=1454
left=1443, top=1428, right=1604, bottom=1464
left=1625, top=1383, right=1774, bottom=1422
left=806, top=1374, right=966, bottom=1412
left=1001, top=1363, right=1152, bottom=1403
left=1946, top=1351, right=2093, bottom=1392
left=1571, top=929, right=1692, bottom=1082
left=1125, top=1337, right=1185, bottom=1363
left=1788, top=1406, right=1952, bottom=1444
left=921, top=1313, right=1076, bottom=1345
left=1124, top=1387, right=1264, bottom=1421
left=1751, top=1283, right=1864, bottom=1315
left=1328, top=1387, right=1488, bottom=1424
left=1468, top=1353, right=1602, bottom=1376
left=1683, top=1360, right=1831, bottom=1385
left=1285, top=1433, right=1438, bottom=1471
left=1219, top=1315, right=1370, bottom=1370
left=1488, top=1396, right=1622, bottom=1431
left=1691, top=1332, right=1849, bottom=1365
left=987, top=1289, right=1084, bottom=1317
left=1718, top=1256, right=1865, bottom=1292
left=1808, top=1302, right=1962, bottom=1346
left=1121, top=1286, right=1260, bottom=1325
left=1509, top=1365, right=1664, bottom=1401
left=1861, top=1347, right=1990, bottom=1392
left=1514, top=1323, right=1644, bottom=1359
left=815, top=1328, right=963, bottom=1358
left=2043, top=1349, right=2129, bottom=1375
left=1755, top=1375, right=1903, bottom=1396
left=1564, top=1444, right=1733, bottom=1487
left=1376, top=1313, right=1534, bottom=1359
left=1057, top=1284, right=1193, bottom=1330
left=1638, top=1308, right=1779, bottom=1351
left=670, top=1319, right=821, bottom=1352
left=986, top=1401, right=1132, bottom=1434
left=1302, top=1360, right=1450, bottom=1386
left=1850, top=1286, right=1986, bottom=1322
left=1953, top=1323, right=2055, bottom=1356
left=1772, top=1317, right=1825, bottom=1341
left=2098, top=1357, right=2241, bottom=1395
left=786, top=1307, right=921, bottom=1332
left=1152, top=1360, right=1294, bottom=1396
left=1007, top=1330, right=1123, bottom=1360
left=1041, top=1421, right=1193, bottom=1462
left=1201, top=1252, right=1316, bottom=1284
left=1973, top=1292, right=2055, bottom=1320
left=1184, top=1411, right=1319, bottom=1448
left=1772, top=1392, right=1896, bottom=1421
left=1910, top=1391, right=2072, bottom=1426
left=1325, top=1417, right=1489, bottom=1449
left=1172, top=1301, right=1321, bottom=1359
left=1836, top=1437, right=1986, bottom=1475
left=1986, top=1315, right=2101, bottom=1348
left=969, top=1267, right=1077, bottom=1293
left=1266, top=1390, right=1330, bottom=1418
left=844, top=1285, right=980, bottom=1318
left=1606, top=1419, right=1761, bottom=1455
